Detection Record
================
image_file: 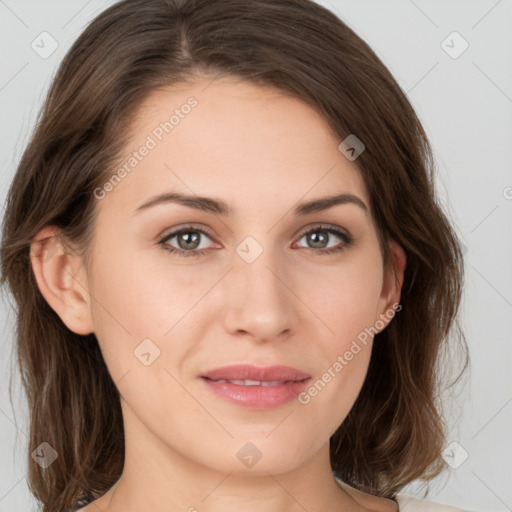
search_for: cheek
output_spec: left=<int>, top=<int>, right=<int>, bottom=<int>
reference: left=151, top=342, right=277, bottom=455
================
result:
left=302, top=250, right=384, bottom=340
left=299, top=329, right=374, bottom=440
left=296, top=253, right=383, bottom=427
left=89, top=244, right=204, bottom=334
left=87, top=244, right=220, bottom=386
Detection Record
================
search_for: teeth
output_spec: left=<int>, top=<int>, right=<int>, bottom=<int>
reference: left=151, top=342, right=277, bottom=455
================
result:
left=215, top=379, right=287, bottom=386
left=260, top=380, right=284, bottom=387
left=231, top=379, right=261, bottom=386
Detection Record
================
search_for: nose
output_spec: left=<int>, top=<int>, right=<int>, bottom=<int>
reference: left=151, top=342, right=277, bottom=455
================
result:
left=222, top=243, right=299, bottom=343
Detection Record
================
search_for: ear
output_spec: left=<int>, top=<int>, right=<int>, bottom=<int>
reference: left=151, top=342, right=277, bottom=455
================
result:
left=30, top=225, right=94, bottom=335
left=375, top=238, right=406, bottom=332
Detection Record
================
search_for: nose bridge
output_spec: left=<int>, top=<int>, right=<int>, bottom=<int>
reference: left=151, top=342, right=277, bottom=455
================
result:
left=235, top=234, right=287, bottom=304
left=223, top=234, right=296, bottom=339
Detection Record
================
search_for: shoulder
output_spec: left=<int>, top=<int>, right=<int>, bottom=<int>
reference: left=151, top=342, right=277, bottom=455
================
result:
left=334, top=477, right=471, bottom=512
left=396, top=494, right=473, bottom=512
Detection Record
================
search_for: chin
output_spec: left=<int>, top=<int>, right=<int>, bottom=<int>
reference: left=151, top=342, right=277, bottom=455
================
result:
left=205, top=436, right=313, bottom=476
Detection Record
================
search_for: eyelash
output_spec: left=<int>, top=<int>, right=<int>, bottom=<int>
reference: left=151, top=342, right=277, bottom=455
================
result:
left=157, top=224, right=353, bottom=258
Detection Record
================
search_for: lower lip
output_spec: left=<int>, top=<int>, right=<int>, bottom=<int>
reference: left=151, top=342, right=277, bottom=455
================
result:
left=201, top=378, right=311, bottom=409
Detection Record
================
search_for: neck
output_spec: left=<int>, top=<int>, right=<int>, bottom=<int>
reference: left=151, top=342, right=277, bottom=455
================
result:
left=100, top=400, right=361, bottom=512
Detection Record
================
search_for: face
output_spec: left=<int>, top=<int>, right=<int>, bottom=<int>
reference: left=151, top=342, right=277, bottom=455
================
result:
left=40, top=77, right=404, bottom=477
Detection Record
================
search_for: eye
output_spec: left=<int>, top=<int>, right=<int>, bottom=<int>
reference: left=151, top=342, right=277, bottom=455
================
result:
left=157, top=225, right=215, bottom=258
left=294, top=224, right=353, bottom=255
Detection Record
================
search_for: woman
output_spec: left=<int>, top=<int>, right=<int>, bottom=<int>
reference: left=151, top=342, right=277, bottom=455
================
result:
left=0, top=0, right=470, bottom=510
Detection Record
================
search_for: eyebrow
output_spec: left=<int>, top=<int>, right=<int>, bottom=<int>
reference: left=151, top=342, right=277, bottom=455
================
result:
left=133, top=191, right=368, bottom=216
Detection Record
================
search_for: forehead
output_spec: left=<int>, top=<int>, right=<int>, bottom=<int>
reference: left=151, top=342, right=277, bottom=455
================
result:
left=99, top=78, right=368, bottom=215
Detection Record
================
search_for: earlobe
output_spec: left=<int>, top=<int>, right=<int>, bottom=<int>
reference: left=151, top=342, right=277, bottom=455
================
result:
left=30, top=226, right=95, bottom=335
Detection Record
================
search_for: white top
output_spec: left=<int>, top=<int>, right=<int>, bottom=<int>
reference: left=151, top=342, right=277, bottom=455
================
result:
left=396, top=494, right=472, bottom=511
left=335, top=478, right=471, bottom=511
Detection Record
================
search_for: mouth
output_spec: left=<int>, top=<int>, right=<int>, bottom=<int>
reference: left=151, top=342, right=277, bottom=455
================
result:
left=202, top=378, right=303, bottom=386
left=199, top=364, right=311, bottom=409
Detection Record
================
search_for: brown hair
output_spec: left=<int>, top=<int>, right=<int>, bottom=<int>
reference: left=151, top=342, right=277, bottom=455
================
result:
left=0, top=0, right=468, bottom=510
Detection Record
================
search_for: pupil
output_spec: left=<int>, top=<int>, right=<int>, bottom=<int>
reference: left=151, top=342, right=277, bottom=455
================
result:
left=309, top=230, right=327, bottom=248
left=179, top=231, right=200, bottom=250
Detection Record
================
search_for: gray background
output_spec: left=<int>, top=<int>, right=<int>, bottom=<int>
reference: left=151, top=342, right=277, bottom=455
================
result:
left=1, top=1, right=511, bottom=511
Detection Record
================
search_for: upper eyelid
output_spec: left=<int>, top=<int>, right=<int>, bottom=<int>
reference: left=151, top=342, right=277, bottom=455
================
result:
left=159, top=225, right=214, bottom=242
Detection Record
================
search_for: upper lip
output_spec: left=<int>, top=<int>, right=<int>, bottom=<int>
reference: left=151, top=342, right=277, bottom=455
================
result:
left=200, top=364, right=311, bottom=382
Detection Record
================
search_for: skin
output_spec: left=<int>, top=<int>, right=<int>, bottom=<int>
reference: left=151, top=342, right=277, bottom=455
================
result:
left=31, top=76, right=406, bottom=512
